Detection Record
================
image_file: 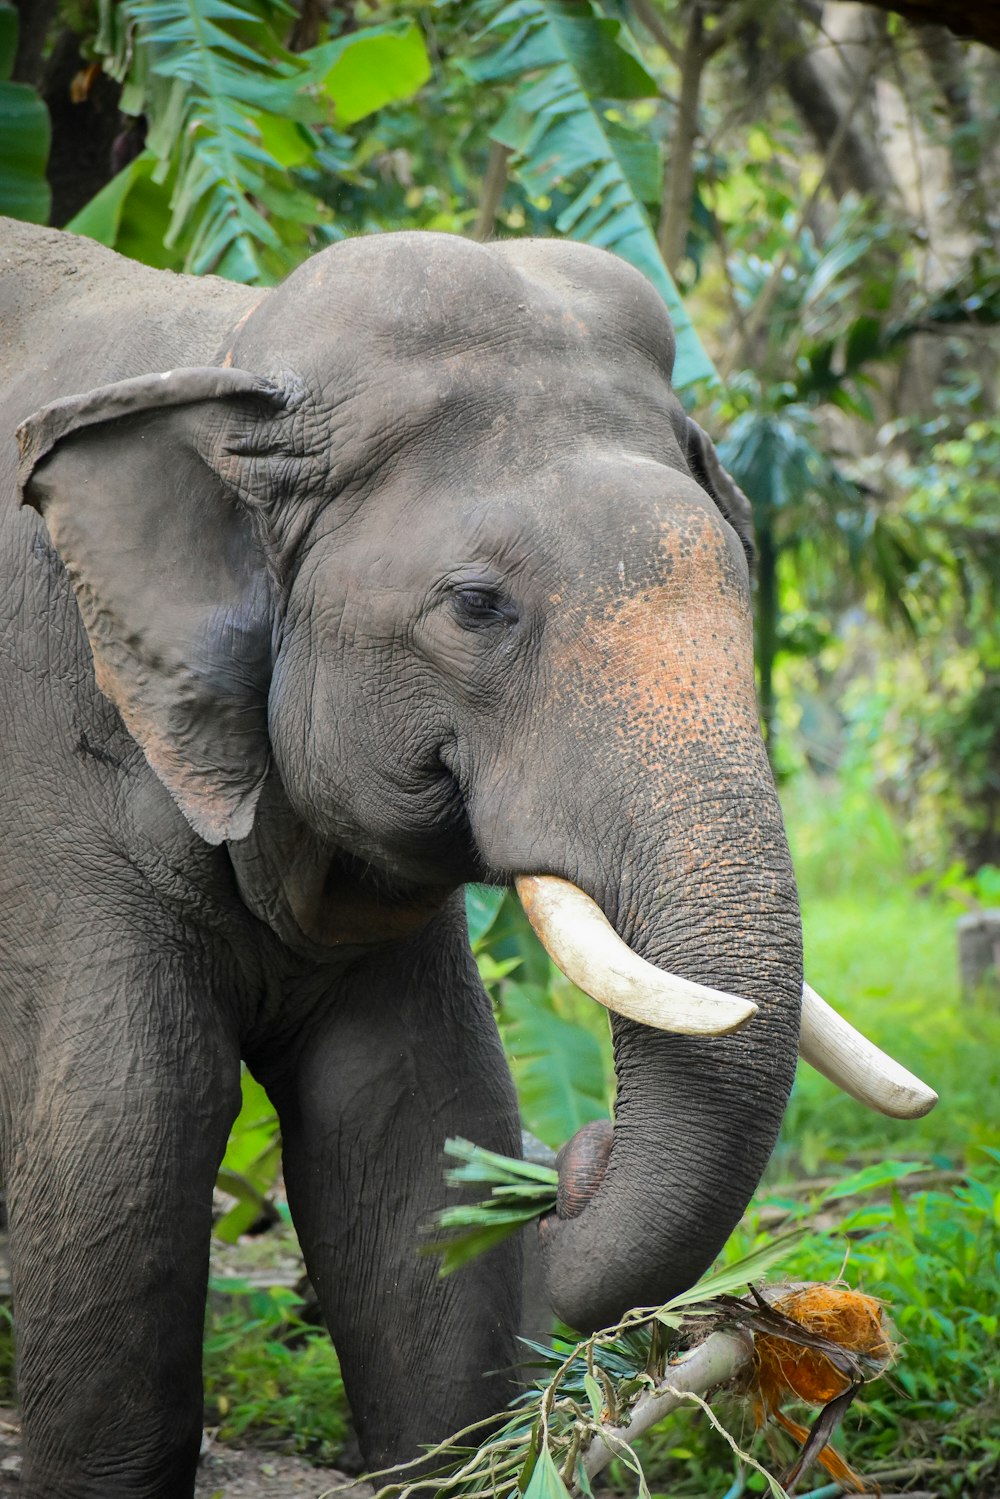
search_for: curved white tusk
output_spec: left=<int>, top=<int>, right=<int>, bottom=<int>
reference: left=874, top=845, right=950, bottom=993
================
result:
left=800, top=983, right=938, bottom=1119
left=515, top=874, right=757, bottom=1037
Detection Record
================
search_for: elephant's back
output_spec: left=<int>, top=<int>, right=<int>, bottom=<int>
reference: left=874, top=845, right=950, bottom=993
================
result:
left=0, top=218, right=262, bottom=428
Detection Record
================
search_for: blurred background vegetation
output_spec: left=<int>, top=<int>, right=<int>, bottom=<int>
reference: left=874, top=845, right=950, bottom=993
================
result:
left=2, top=0, right=999, bottom=1492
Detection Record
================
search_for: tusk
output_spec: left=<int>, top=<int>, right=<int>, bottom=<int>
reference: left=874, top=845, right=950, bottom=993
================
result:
left=515, top=874, right=757, bottom=1037
left=800, top=983, right=938, bottom=1119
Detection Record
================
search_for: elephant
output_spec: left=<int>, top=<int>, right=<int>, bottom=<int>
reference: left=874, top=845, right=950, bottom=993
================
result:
left=0, top=217, right=934, bottom=1498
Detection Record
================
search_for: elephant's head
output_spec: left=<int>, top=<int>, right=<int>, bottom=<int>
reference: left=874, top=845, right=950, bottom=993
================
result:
left=16, top=233, right=934, bottom=1331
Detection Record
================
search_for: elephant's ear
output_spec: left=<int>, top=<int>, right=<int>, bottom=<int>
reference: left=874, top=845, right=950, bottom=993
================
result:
left=16, top=367, right=296, bottom=845
left=674, top=411, right=755, bottom=568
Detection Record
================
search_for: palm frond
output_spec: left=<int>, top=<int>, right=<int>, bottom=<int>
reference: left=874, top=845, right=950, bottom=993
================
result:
left=0, top=4, right=51, bottom=223
left=465, top=0, right=717, bottom=389
left=95, top=0, right=312, bottom=278
left=90, top=2, right=431, bottom=281
left=423, top=1138, right=558, bottom=1276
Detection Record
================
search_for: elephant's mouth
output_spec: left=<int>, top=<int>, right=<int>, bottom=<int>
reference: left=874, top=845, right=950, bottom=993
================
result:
left=516, top=872, right=937, bottom=1121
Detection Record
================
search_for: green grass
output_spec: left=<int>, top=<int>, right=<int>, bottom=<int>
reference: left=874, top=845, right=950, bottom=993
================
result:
left=628, top=1152, right=1000, bottom=1498
left=779, top=775, right=1000, bottom=1169
left=203, top=1279, right=348, bottom=1460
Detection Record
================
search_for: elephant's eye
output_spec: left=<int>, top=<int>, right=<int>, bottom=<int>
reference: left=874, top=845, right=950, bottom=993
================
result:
left=452, top=585, right=518, bottom=629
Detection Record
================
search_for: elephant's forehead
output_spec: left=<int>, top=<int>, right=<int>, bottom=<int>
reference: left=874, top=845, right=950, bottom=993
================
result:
left=317, top=341, right=684, bottom=493
left=259, top=231, right=676, bottom=375
left=233, top=237, right=680, bottom=472
left=329, top=452, right=746, bottom=619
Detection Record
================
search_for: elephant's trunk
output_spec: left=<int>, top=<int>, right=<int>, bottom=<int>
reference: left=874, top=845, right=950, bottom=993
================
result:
left=535, top=783, right=803, bottom=1331
left=515, top=529, right=803, bottom=1330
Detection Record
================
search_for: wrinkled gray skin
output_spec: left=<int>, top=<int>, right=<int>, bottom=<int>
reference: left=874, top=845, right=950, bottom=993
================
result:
left=0, top=219, right=802, bottom=1498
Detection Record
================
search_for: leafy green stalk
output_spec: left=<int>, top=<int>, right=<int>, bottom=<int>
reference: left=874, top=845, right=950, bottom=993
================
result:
left=76, top=2, right=431, bottom=280
left=424, top=1137, right=558, bottom=1276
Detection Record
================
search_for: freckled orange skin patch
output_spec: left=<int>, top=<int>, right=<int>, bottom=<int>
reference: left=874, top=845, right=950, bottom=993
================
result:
left=541, top=504, right=771, bottom=930
left=550, top=511, right=757, bottom=758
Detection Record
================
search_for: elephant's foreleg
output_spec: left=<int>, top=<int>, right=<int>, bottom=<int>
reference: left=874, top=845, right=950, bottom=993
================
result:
left=254, top=897, right=522, bottom=1471
left=3, top=931, right=242, bottom=1499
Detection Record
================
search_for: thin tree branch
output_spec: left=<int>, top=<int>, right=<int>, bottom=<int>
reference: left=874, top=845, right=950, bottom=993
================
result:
left=473, top=141, right=511, bottom=242
left=775, top=7, right=894, bottom=202
left=658, top=2, right=709, bottom=274
left=629, top=0, right=682, bottom=68
left=705, top=191, right=749, bottom=340
left=656, top=0, right=758, bottom=276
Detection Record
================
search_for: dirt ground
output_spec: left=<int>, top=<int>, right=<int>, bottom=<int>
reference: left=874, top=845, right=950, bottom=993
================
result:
left=0, top=1409, right=374, bottom=1498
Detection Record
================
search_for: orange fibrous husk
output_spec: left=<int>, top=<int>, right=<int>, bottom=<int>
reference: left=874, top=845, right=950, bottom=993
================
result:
left=754, top=1284, right=892, bottom=1410
left=749, top=1283, right=894, bottom=1494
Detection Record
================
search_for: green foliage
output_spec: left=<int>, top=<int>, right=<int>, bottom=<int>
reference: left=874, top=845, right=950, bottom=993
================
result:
left=629, top=1158, right=1000, bottom=1497
left=305, top=20, right=430, bottom=128
left=465, top=883, right=506, bottom=946
left=92, top=0, right=322, bottom=277
left=467, top=889, right=613, bottom=1150
left=215, top=1071, right=282, bottom=1243
left=67, top=151, right=179, bottom=266
left=779, top=775, right=1000, bottom=1166
left=0, top=1301, right=13, bottom=1404
left=203, top=1280, right=348, bottom=1457
left=729, top=1157, right=1000, bottom=1497
left=464, top=0, right=717, bottom=387
left=940, top=861, right=1000, bottom=911
left=501, top=982, right=610, bottom=1149
left=0, top=4, right=51, bottom=222
left=425, top=1137, right=557, bottom=1275
left=886, top=418, right=1000, bottom=633
left=73, top=2, right=431, bottom=279
left=838, top=419, right=1000, bottom=868
left=707, top=198, right=926, bottom=754
left=841, top=641, right=999, bottom=873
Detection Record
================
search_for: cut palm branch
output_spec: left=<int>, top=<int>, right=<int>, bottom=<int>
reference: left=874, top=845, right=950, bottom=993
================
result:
left=424, top=1138, right=558, bottom=1276
left=370, top=1228, right=892, bottom=1499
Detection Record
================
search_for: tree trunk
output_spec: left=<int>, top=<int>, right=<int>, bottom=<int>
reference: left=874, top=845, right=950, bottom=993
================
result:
left=957, top=911, right=1000, bottom=998
left=12, top=0, right=58, bottom=86
left=771, top=7, right=895, bottom=202
left=658, top=3, right=710, bottom=278
left=830, top=0, right=1000, bottom=52
left=918, top=24, right=988, bottom=223
left=473, top=142, right=511, bottom=242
